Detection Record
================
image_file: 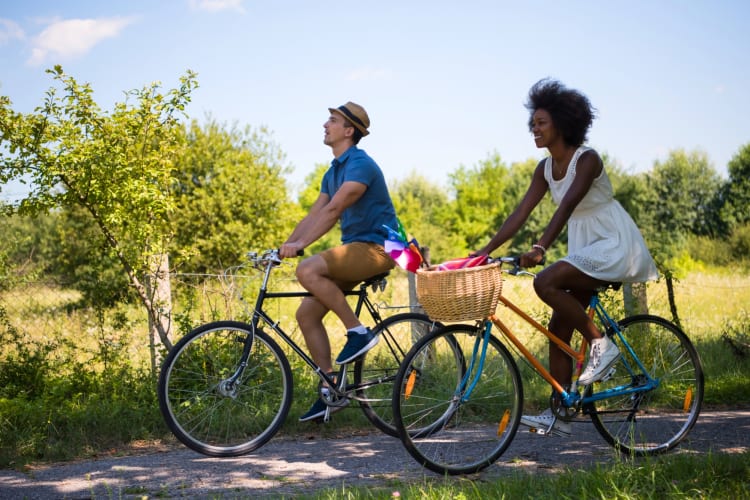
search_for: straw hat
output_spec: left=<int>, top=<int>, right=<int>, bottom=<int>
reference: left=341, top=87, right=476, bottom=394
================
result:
left=328, top=101, right=370, bottom=136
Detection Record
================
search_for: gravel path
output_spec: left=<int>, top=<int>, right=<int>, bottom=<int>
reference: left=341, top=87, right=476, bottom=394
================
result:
left=1, top=410, right=748, bottom=499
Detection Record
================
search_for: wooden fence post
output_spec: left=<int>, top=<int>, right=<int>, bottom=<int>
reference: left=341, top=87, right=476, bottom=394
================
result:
left=408, top=246, right=431, bottom=341
left=147, top=254, right=173, bottom=375
left=623, top=282, right=649, bottom=316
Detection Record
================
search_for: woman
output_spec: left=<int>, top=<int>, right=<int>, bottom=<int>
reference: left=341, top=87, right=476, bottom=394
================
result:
left=473, top=79, right=658, bottom=435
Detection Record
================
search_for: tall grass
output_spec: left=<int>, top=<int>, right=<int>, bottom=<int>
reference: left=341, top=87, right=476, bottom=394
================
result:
left=1, top=267, right=749, bottom=468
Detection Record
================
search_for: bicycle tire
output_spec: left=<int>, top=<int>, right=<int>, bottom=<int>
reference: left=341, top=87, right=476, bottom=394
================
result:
left=586, top=314, right=704, bottom=456
left=158, top=320, right=293, bottom=456
left=353, top=312, right=440, bottom=437
left=393, top=323, right=523, bottom=475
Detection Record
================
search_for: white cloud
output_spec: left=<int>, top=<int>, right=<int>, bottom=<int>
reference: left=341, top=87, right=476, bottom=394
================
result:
left=345, top=67, right=394, bottom=82
left=0, top=18, right=25, bottom=44
left=27, top=17, right=135, bottom=66
left=189, top=0, right=246, bottom=13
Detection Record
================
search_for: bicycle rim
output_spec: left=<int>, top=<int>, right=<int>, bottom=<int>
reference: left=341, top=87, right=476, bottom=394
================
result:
left=393, top=324, right=523, bottom=475
left=587, top=315, right=704, bottom=456
left=158, top=321, right=293, bottom=456
left=354, top=313, right=441, bottom=437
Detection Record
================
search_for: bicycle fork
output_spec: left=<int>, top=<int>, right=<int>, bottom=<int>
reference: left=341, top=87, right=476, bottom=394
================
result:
left=457, top=322, right=493, bottom=402
left=217, top=325, right=258, bottom=398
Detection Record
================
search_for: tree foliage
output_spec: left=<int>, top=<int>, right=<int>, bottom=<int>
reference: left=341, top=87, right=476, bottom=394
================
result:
left=446, top=152, right=511, bottom=253
left=640, top=149, right=722, bottom=267
left=0, top=66, right=198, bottom=348
left=170, top=119, right=300, bottom=272
left=720, top=142, right=750, bottom=232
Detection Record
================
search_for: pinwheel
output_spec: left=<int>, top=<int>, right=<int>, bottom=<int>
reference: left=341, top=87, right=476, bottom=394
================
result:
left=383, top=222, right=423, bottom=273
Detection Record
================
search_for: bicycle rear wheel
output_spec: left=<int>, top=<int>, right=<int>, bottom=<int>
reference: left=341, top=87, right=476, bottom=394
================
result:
left=586, top=315, right=703, bottom=455
left=393, top=323, right=523, bottom=475
left=354, top=312, right=440, bottom=437
left=158, top=321, right=293, bottom=456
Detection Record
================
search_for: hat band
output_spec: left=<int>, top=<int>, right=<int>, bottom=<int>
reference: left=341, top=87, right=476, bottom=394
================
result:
left=337, top=105, right=367, bottom=131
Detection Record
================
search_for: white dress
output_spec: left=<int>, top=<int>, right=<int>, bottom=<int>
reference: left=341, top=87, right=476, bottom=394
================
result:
left=545, top=147, right=658, bottom=283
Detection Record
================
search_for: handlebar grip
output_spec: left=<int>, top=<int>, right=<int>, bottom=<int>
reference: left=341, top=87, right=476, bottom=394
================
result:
left=275, top=248, right=305, bottom=257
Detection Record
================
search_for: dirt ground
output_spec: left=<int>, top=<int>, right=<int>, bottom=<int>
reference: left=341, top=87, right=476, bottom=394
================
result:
left=1, top=409, right=748, bottom=499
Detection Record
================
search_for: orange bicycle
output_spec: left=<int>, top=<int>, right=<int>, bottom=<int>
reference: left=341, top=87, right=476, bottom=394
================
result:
left=392, top=256, right=704, bottom=474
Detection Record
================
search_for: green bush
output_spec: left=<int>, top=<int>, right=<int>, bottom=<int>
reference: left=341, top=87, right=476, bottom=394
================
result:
left=730, top=223, right=750, bottom=260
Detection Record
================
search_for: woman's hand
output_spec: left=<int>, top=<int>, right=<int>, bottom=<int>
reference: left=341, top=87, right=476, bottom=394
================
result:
left=519, top=247, right=545, bottom=268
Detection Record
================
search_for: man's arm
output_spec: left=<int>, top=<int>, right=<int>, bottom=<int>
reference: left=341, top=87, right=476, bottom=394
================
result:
left=279, top=181, right=366, bottom=257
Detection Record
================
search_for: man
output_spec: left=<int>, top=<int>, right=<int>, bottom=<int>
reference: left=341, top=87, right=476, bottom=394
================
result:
left=279, top=101, right=398, bottom=421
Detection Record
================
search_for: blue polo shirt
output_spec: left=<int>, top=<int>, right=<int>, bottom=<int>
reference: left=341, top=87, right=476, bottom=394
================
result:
left=321, top=146, right=398, bottom=245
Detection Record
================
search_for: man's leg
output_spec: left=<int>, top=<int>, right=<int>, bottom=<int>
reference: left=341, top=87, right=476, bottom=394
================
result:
left=296, top=243, right=394, bottom=364
left=295, top=254, right=360, bottom=330
left=296, top=295, right=335, bottom=375
left=296, top=288, right=354, bottom=422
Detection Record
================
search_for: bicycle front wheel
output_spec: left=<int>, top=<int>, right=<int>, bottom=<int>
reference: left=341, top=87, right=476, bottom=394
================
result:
left=158, top=321, right=293, bottom=456
left=354, top=312, right=440, bottom=437
left=587, top=315, right=704, bottom=456
left=393, top=323, right=523, bottom=475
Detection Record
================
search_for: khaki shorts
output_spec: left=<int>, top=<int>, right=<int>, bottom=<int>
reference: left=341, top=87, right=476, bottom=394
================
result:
left=319, top=242, right=395, bottom=286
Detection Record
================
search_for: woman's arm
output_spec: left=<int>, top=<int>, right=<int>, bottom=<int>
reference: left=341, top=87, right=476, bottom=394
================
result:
left=535, top=149, right=602, bottom=251
left=476, top=160, right=549, bottom=255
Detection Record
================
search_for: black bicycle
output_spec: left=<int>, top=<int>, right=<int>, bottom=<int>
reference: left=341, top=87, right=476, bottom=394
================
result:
left=158, top=248, right=439, bottom=456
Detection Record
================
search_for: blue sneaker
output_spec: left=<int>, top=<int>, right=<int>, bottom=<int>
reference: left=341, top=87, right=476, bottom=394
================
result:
left=335, top=328, right=379, bottom=365
left=298, top=396, right=349, bottom=422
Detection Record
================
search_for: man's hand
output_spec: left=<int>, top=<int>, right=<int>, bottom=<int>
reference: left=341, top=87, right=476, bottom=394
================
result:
left=279, top=242, right=305, bottom=259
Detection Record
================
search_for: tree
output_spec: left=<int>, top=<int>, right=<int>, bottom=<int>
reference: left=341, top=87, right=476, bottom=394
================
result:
left=635, top=149, right=721, bottom=326
left=0, top=66, right=197, bottom=351
left=446, top=152, right=512, bottom=254
left=655, top=150, right=721, bottom=236
left=719, top=142, right=750, bottom=233
left=170, top=119, right=300, bottom=273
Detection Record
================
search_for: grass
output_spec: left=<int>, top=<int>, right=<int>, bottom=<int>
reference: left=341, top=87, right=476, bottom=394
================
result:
left=1, top=267, right=749, bottom=469
left=284, top=451, right=750, bottom=499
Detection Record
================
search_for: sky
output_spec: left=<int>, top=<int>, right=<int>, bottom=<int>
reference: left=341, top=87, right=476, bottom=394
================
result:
left=1, top=0, right=749, bottom=201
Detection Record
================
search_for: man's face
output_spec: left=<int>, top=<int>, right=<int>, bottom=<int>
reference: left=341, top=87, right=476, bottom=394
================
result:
left=323, top=112, right=353, bottom=147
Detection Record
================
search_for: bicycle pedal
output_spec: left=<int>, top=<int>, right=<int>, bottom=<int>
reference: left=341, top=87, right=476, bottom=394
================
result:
left=527, top=426, right=553, bottom=437
left=600, top=366, right=617, bottom=382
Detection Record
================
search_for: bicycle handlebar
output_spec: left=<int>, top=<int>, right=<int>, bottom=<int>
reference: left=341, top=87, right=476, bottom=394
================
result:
left=246, top=248, right=304, bottom=269
left=488, top=255, right=546, bottom=277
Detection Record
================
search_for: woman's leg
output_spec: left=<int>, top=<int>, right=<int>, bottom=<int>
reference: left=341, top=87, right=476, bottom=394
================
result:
left=533, top=261, right=606, bottom=344
left=534, top=261, right=608, bottom=387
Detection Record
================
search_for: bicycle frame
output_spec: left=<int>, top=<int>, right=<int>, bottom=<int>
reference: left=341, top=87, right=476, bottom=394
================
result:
left=233, top=252, right=390, bottom=395
left=484, top=288, right=658, bottom=409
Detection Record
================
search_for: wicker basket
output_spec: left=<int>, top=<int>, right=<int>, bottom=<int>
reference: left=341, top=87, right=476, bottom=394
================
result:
left=416, top=262, right=503, bottom=322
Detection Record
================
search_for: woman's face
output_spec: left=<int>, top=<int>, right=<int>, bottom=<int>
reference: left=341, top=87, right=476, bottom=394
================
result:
left=530, top=109, right=558, bottom=149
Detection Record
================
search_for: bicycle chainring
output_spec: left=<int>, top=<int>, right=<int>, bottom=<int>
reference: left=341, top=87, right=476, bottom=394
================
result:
left=550, top=391, right=580, bottom=421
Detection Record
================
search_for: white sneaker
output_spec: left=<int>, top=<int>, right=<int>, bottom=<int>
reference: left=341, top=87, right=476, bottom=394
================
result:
left=519, top=409, right=571, bottom=437
left=578, top=336, right=620, bottom=386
